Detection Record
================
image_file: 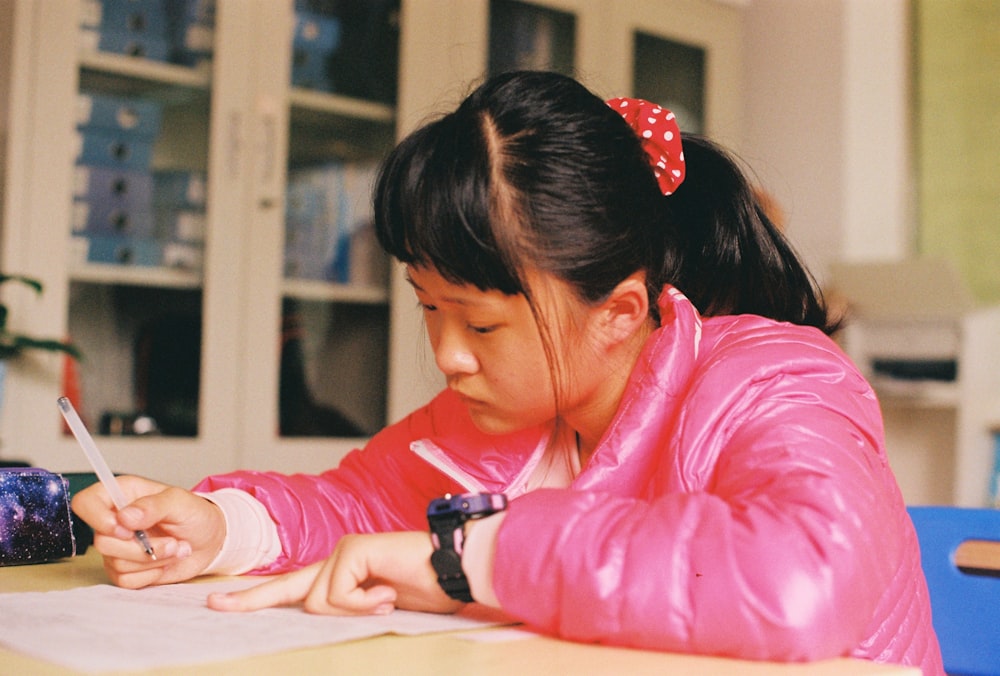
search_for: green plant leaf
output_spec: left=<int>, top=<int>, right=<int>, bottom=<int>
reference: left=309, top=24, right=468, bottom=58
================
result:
left=0, top=274, right=43, bottom=294
left=0, top=272, right=81, bottom=361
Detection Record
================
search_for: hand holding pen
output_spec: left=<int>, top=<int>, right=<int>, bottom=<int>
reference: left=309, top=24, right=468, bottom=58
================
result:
left=58, top=397, right=156, bottom=559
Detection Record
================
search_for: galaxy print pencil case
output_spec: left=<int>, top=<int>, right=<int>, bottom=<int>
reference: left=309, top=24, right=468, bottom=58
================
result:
left=0, top=468, right=76, bottom=566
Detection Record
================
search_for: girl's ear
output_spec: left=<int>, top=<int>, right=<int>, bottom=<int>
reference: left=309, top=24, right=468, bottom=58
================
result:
left=595, top=272, right=650, bottom=347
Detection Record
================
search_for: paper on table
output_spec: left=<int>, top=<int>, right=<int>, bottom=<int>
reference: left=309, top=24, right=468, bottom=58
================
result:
left=0, top=578, right=512, bottom=672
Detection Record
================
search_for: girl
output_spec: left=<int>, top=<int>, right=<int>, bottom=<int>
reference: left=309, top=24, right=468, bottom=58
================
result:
left=73, top=71, right=942, bottom=674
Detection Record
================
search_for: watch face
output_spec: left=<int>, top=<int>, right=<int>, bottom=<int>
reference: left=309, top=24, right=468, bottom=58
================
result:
left=427, top=495, right=458, bottom=520
left=427, top=493, right=508, bottom=521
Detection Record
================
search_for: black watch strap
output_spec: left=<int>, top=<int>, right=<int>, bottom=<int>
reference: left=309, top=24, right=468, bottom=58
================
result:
left=430, top=547, right=474, bottom=602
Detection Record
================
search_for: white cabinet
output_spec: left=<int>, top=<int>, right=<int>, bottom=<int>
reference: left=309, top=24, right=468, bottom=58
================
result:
left=832, top=259, right=1000, bottom=506
left=1, top=0, right=745, bottom=488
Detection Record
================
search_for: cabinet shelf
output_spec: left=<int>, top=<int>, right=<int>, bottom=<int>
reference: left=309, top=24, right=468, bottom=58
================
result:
left=288, top=88, right=396, bottom=165
left=79, top=51, right=210, bottom=101
left=69, top=262, right=202, bottom=289
left=281, top=278, right=388, bottom=304
left=289, top=87, right=393, bottom=123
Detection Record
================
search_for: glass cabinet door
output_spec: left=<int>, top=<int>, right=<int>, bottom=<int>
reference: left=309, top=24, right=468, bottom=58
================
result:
left=278, top=1, right=399, bottom=440
left=615, top=0, right=742, bottom=142
left=69, top=0, right=215, bottom=439
left=489, top=0, right=576, bottom=76
left=633, top=33, right=706, bottom=135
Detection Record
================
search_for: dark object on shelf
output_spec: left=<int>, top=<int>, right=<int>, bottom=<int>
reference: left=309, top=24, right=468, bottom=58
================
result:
left=98, top=411, right=159, bottom=436
left=872, top=359, right=958, bottom=382
left=300, top=0, right=400, bottom=104
left=280, top=303, right=364, bottom=437
left=135, top=313, right=201, bottom=436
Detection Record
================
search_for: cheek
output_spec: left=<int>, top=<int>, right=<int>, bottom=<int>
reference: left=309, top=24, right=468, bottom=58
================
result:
left=486, top=344, right=555, bottom=413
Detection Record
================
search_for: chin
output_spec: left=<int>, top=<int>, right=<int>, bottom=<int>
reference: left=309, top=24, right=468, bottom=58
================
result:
left=466, top=411, right=526, bottom=436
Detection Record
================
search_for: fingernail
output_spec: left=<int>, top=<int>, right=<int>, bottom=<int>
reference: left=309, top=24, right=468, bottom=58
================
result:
left=176, top=541, right=192, bottom=559
left=374, top=603, right=394, bottom=615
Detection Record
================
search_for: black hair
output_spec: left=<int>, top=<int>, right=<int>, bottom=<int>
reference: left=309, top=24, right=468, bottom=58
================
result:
left=374, top=70, right=838, bottom=335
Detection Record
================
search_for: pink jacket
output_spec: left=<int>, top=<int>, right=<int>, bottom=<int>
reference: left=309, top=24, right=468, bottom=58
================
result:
left=195, top=287, right=943, bottom=674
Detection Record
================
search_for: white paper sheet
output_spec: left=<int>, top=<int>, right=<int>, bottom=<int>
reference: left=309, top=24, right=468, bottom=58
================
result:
left=0, top=579, right=510, bottom=672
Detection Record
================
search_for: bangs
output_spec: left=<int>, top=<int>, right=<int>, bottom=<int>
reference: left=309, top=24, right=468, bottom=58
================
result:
left=373, top=113, right=523, bottom=295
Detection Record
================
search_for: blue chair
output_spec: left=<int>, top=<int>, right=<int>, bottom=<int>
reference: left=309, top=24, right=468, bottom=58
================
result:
left=908, top=506, right=1000, bottom=676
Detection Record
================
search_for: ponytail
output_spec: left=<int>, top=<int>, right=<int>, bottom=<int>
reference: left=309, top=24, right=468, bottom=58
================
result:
left=660, top=135, right=840, bottom=335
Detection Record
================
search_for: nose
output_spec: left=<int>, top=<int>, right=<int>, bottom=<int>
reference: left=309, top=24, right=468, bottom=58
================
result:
left=433, top=327, right=479, bottom=376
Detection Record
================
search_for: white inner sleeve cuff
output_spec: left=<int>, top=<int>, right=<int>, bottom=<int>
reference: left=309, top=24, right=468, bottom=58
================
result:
left=462, top=511, right=506, bottom=608
left=195, top=488, right=282, bottom=576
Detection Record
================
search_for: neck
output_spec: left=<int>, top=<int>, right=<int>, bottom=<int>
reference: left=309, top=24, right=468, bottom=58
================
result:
left=569, top=317, right=656, bottom=468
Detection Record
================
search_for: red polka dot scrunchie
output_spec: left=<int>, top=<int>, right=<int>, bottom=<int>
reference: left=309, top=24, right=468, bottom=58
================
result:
left=607, top=97, right=686, bottom=196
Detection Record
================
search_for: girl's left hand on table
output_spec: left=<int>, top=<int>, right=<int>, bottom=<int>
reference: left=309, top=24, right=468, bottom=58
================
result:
left=206, top=531, right=463, bottom=616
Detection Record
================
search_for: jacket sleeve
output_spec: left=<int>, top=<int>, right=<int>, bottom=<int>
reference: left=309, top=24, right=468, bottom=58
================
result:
left=192, top=393, right=461, bottom=574
left=490, top=346, right=906, bottom=661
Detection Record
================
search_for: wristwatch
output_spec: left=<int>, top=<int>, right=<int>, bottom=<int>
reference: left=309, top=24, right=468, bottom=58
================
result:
left=427, top=492, right=508, bottom=602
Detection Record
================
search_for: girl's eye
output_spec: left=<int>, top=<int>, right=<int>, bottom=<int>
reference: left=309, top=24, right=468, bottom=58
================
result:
left=418, top=301, right=437, bottom=312
left=468, top=324, right=497, bottom=335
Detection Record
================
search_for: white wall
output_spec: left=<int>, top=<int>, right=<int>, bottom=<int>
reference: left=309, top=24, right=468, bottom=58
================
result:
left=741, top=0, right=913, bottom=283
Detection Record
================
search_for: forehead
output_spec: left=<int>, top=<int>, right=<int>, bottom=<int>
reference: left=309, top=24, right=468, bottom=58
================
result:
left=405, top=265, right=516, bottom=307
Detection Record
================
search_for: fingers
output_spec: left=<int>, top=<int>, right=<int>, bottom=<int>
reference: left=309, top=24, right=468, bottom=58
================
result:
left=206, top=550, right=398, bottom=616
left=74, top=477, right=224, bottom=588
left=207, top=563, right=322, bottom=612
left=309, top=546, right=397, bottom=615
left=72, top=475, right=167, bottom=534
left=93, top=532, right=190, bottom=563
left=92, top=531, right=194, bottom=587
left=71, top=483, right=122, bottom=534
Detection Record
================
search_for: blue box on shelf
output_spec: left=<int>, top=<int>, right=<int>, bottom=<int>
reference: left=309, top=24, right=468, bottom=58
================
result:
left=74, top=165, right=155, bottom=211
left=77, top=234, right=163, bottom=267
left=284, top=161, right=382, bottom=284
left=81, top=0, right=169, bottom=34
left=80, top=26, right=170, bottom=62
left=72, top=200, right=156, bottom=238
left=77, top=93, right=163, bottom=138
left=75, top=129, right=156, bottom=171
left=291, top=10, right=341, bottom=90
left=294, top=10, right=341, bottom=52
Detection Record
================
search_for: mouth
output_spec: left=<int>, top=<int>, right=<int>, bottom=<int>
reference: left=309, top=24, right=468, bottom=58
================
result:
left=450, top=389, right=484, bottom=408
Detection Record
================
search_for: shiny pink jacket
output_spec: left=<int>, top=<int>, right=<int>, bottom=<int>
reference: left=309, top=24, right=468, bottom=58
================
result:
left=195, top=287, right=943, bottom=674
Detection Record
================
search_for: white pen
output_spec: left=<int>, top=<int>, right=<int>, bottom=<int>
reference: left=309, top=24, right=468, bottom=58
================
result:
left=57, top=397, right=157, bottom=559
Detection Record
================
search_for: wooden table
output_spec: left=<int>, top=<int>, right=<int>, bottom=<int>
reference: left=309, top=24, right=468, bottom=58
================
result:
left=0, top=550, right=920, bottom=675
